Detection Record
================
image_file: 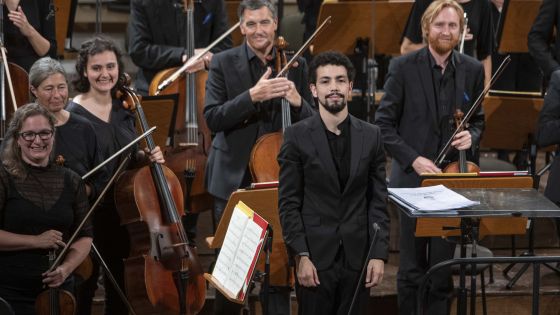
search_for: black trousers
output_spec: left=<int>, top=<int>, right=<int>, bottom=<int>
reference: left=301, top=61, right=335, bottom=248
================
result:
left=295, top=249, right=368, bottom=315
left=397, top=213, right=455, bottom=315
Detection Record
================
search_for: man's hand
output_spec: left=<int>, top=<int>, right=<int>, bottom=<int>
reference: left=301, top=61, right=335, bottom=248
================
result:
left=412, top=156, right=442, bottom=175
left=249, top=67, right=293, bottom=103
left=183, top=49, right=213, bottom=73
left=451, top=130, right=472, bottom=151
left=365, top=259, right=384, bottom=288
left=296, top=256, right=320, bottom=287
left=284, top=80, right=302, bottom=107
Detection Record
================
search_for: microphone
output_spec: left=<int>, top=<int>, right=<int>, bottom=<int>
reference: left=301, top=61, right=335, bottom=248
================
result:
left=347, top=222, right=381, bottom=315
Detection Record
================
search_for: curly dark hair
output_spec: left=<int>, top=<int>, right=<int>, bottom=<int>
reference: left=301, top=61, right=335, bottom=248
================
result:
left=308, top=51, right=355, bottom=84
left=72, top=35, right=125, bottom=95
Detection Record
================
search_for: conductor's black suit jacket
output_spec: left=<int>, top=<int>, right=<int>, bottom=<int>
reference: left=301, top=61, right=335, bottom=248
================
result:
left=375, top=47, right=485, bottom=188
left=278, top=114, right=389, bottom=271
left=204, top=43, right=314, bottom=200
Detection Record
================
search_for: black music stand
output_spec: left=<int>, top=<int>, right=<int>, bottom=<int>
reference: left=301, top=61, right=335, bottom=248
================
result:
left=390, top=188, right=560, bottom=315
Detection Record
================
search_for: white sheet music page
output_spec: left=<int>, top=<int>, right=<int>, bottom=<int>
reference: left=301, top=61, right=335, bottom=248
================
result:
left=388, top=184, right=479, bottom=211
left=212, top=203, right=265, bottom=297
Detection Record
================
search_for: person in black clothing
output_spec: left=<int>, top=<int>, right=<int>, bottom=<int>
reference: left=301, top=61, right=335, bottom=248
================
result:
left=3, top=0, right=56, bottom=72
left=29, top=57, right=105, bottom=200
left=375, top=1, right=485, bottom=314
left=528, top=0, right=560, bottom=87
left=128, top=0, right=232, bottom=95
left=400, top=0, right=494, bottom=86
left=536, top=71, right=560, bottom=245
left=0, top=103, right=93, bottom=315
left=67, top=36, right=165, bottom=315
left=278, top=51, right=389, bottom=315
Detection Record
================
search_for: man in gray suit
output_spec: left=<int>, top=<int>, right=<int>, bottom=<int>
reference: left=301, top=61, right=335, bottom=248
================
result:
left=375, top=0, right=485, bottom=314
left=204, top=0, right=314, bottom=313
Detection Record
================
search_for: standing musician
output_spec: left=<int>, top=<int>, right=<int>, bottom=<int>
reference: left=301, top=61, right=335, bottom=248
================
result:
left=536, top=71, right=560, bottom=251
left=278, top=51, right=389, bottom=314
left=528, top=0, right=560, bottom=85
left=0, top=103, right=93, bottom=315
left=204, top=0, right=314, bottom=313
left=400, top=0, right=494, bottom=87
left=29, top=57, right=105, bottom=201
left=127, top=0, right=232, bottom=95
left=66, top=36, right=165, bottom=315
left=2, top=0, right=56, bottom=72
left=375, top=1, right=485, bottom=314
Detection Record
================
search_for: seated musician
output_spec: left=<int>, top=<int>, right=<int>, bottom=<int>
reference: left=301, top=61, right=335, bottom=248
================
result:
left=203, top=0, right=314, bottom=313
left=0, top=103, right=93, bottom=315
left=374, top=1, right=485, bottom=314
left=278, top=51, right=389, bottom=314
left=127, top=0, right=232, bottom=95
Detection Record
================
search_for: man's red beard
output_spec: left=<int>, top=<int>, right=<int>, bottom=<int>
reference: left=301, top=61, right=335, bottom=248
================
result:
left=429, top=35, right=460, bottom=55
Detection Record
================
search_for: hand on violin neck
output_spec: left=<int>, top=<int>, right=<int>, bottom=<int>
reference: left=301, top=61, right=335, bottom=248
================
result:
left=42, top=265, right=70, bottom=288
left=183, top=50, right=213, bottom=73
left=451, top=130, right=472, bottom=151
left=412, top=156, right=442, bottom=175
left=284, top=81, right=302, bottom=107
left=144, top=146, right=165, bottom=164
left=249, top=67, right=293, bottom=103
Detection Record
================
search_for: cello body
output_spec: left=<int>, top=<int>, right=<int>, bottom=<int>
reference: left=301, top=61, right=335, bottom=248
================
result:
left=149, top=68, right=213, bottom=214
left=249, top=132, right=283, bottom=182
left=115, top=164, right=206, bottom=314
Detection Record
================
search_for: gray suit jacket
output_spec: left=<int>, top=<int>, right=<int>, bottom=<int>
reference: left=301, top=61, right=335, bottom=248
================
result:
left=204, top=43, right=314, bottom=200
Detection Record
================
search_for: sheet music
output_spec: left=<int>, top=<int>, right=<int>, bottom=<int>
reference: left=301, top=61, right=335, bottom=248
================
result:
left=212, top=205, right=265, bottom=296
left=388, top=185, right=479, bottom=212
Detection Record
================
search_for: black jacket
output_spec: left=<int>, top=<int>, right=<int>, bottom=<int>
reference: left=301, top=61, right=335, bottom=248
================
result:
left=128, top=0, right=231, bottom=94
left=278, top=114, right=389, bottom=270
left=528, top=0, right=560, bottom=80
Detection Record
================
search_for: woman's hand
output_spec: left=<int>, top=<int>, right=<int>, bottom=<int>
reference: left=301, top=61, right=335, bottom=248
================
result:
left=8, top=6, right=34, bottom=37
left=145, top=146, right=165, bottom=164
left=42, top=265, right=71, bottom=288
left=35, top=230, right=66, bottom=250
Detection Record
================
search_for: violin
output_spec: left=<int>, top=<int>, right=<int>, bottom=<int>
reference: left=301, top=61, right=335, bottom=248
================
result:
left=115, top=76, right=205, bottom=314
left=442, top=109, right=480, bottom=174
left=34, top=250, right=77, bottom=315
left=0, top=42, right=30, bottom=137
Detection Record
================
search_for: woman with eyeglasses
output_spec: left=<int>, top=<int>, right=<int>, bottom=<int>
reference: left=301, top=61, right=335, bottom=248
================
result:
left=0, top=103, right=93, bottom=315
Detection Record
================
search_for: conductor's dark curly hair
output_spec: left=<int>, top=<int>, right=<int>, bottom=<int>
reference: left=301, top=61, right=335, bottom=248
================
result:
left=308, top=51, right=355, bottom=84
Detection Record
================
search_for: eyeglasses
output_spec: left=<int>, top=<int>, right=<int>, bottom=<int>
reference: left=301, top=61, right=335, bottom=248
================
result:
left=19, top=130, right=54, bottom=141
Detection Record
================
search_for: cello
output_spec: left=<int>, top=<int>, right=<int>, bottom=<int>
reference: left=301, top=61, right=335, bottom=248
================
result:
left=249, top=17, right=332, bottom=182
left=148, top=0, right=215, bottom=215
left=115, top=78, right=205, bottom=315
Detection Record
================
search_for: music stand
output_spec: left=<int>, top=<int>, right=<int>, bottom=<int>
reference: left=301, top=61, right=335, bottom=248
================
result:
left=497, top=0, right=542, bottom=54
left=391, top=187, right=560, bottom=315
left=53, top=0, right=72, bottom=57
left=135, top=94, right=178, bottom=148
left=206, top=187, right=293, bottom=288
left=481, top=95, right=544, bottom=175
